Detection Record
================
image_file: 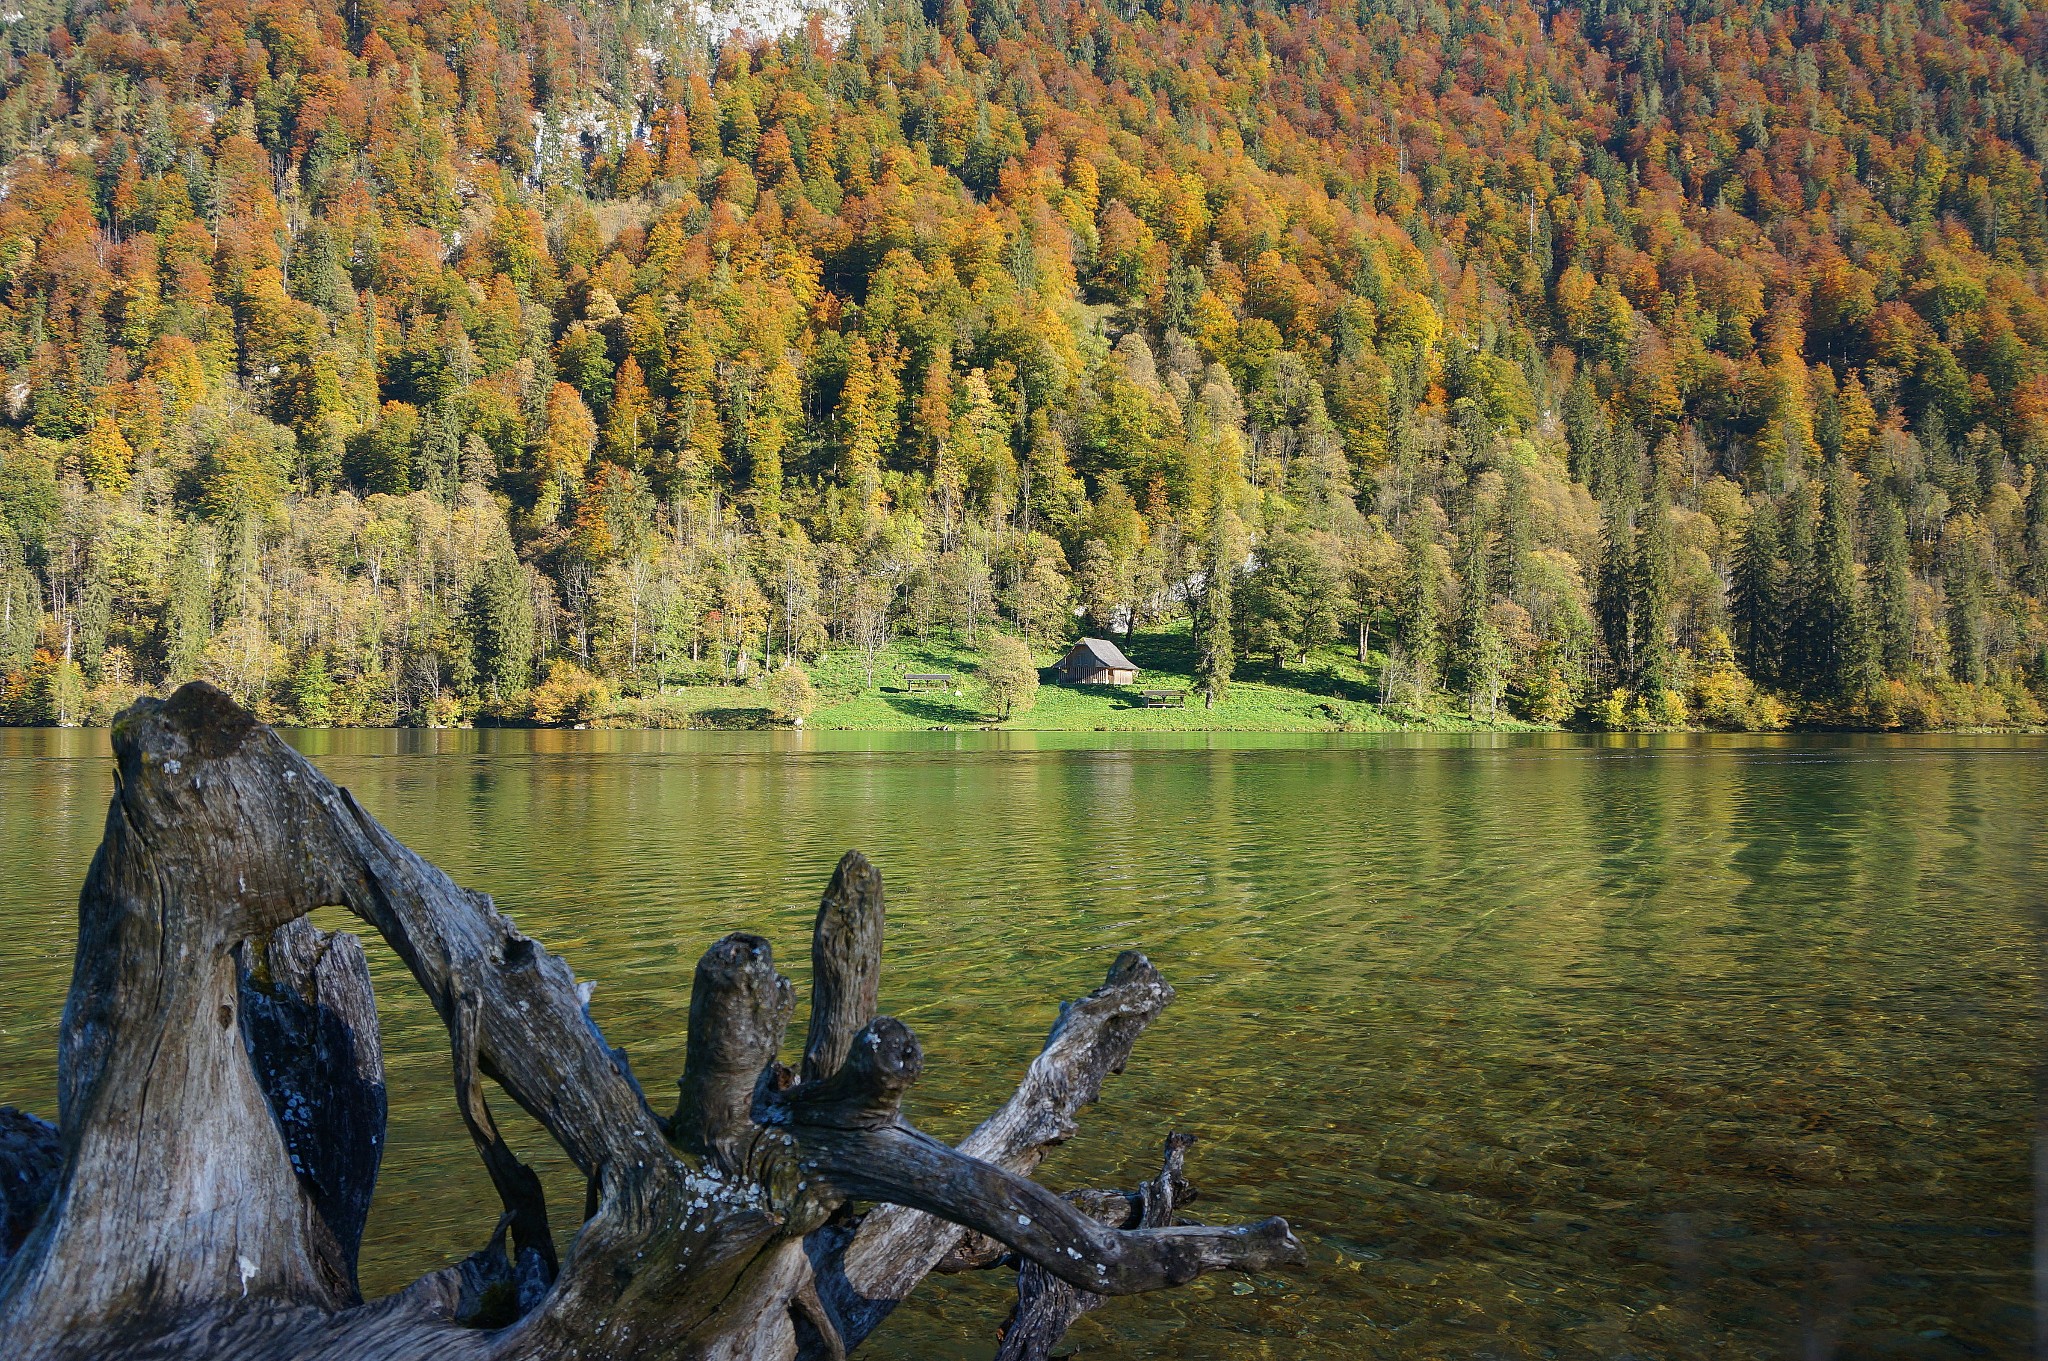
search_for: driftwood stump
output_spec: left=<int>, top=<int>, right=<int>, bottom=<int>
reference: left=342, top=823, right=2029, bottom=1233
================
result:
left=0, top=683, right=1300, bottom=1359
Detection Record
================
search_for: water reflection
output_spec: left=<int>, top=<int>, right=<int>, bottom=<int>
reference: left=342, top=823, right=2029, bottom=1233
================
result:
left=0, top=729, right=2037, bottom=1357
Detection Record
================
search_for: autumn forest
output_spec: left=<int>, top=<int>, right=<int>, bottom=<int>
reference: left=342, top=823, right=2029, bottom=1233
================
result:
left=0, top=0, right=2044, bottom=728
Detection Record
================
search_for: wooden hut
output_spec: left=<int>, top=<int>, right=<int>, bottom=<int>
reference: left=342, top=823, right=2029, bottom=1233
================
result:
left=1055, top=637, right=1140, bottom=686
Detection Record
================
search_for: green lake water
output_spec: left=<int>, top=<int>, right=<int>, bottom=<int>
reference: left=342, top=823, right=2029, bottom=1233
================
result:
left=0, top=729, right=2039, bottom=1358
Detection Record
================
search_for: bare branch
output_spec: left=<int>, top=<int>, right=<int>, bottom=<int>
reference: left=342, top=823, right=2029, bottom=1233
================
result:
left=802, top=1125, right=1299, bottom=1297
left=995, top=1134, right=1198, bottom=1361
left=450, top=989, right=556, bottom=1280
left=811, top=950, right=1178, bottom=1351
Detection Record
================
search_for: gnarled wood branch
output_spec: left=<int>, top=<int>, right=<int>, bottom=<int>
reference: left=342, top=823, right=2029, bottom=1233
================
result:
left=994, top=1134, right=1200, bottom=1361
left=0, top=683, right=1302, bottom=1360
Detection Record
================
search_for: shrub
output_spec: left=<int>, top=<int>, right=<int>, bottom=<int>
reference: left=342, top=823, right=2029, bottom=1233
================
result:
left=531, top=660, right=610, bottom=726
left=1748, top=692, right=1790, bottom=729
left=1592, top=687, right=1631, bottom=730
left=1520, top=668, right=1576, bottom=724
left=1648, top=687, right=1689, bottom=727
left=768, top=663, right=817, bottom=725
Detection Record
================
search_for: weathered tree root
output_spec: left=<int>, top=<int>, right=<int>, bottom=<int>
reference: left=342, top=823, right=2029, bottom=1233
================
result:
left=0, top=682, right=1301, bottom=1359
left=992, top=1134, right=1204, bottom=1361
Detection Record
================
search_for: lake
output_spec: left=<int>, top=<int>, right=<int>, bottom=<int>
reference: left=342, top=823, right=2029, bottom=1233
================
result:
left=0, top=728, right=2038, bottom=1358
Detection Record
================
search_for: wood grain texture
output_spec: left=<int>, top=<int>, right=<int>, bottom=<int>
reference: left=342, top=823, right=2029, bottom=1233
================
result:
left=801, top=853, right=884, bottom=1085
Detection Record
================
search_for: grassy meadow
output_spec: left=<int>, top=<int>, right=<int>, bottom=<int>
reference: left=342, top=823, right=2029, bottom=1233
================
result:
left=597, top=625, right=1542, bottom=733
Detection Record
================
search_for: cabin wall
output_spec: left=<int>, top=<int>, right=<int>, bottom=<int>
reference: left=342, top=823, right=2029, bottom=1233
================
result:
left=1055, top=647, right=1139, bottom=686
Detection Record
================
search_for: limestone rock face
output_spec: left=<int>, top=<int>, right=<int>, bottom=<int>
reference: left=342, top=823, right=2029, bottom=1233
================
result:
left=680, top=0, right=849, bottom=42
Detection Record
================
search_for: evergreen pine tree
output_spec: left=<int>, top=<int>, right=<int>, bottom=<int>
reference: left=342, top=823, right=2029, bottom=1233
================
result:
left=1494, top=464, right=1531, bottom=600
left=1395, top=512, right=1443, bottom=693
left=1810, top=458, right=1861, bottom=699
left=161, top=533, right=213, bottom=685
left=1946, top=526, right=1988, bottom=685
left=1562, top=373, right=1606, bottom=489
left=2025, top=467, right=2048, bottom=602
left=469, top=550, right=536, bottom=701
left=1871, top=497, right=1914, bottom=678
left=74, top=561, right=112, bottom=685
left=1452, top=509, right=1492, bottom=704
left=1920, top=411, right=1976, bottom=514
left=0, top=529, right=40, bottom=676
left=1634, top=476, right=1677, bottom=694
left=1596, top=491, right=1637, bottom=684
left=288, top=651, right=334, bottom=725
left=1732, top=498, right=1783, bottom=688
left=1779, top=484, right=1817, bottom=687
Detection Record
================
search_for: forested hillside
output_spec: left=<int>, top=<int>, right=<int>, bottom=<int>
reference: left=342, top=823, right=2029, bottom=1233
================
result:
left=0, top=0, right=2044, bottom=727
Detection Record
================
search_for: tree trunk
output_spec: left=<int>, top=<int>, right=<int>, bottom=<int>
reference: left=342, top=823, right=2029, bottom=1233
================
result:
left=0, top=683, right=1299, bottom=1360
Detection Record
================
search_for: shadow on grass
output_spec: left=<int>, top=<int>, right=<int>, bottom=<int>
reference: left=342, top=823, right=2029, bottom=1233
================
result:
left=1110, top=688, right=1189, bottom=710
left=881, top=692, right=980, bottom=725
left=1232, top=656, right=1376, bottom=703
left=1121, top=630, right=1200, bottom=677
left=1120, top=630, right=1378, bottom=705
left=691, top=706, right=775, bottom=730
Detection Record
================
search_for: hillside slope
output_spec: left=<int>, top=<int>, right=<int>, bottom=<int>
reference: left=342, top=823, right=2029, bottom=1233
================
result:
left=0, top=0, right=2042, bottom=729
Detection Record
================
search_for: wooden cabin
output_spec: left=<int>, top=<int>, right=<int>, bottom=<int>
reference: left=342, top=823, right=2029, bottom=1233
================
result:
left=1055, top=637, right=1140, bottom=686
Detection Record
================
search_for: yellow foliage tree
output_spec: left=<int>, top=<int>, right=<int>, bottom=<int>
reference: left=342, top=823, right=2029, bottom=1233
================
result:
left=81, top=415, right=133, bottom=496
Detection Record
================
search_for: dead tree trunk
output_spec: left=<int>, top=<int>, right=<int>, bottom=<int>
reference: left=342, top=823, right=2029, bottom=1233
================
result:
left=0, top=683, right=1300, bottom=1360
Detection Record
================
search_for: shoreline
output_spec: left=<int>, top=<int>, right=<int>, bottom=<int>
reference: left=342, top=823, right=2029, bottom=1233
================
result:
left=13, top=633, right=2045, bottom=738
left=5, top=713, right=2040, bottom=737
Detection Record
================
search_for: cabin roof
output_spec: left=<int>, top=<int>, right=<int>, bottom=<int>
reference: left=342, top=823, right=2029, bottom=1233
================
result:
left=1063, top=637, right=1138, bottom=671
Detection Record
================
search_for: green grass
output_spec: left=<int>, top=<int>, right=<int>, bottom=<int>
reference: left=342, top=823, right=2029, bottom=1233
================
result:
left=613, top=624, right=1546, bottom=733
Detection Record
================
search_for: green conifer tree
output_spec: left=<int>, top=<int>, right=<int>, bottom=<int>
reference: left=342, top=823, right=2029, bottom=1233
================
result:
left=469, top=550, right=535, bottom=701
left=161, top=538, right=213, bottom=686
left=1779, top=485, right=1817, bottom=687
left=1395, top=512, right=1442, bottom=692
left=1871, top=497, right=1914, bottom=678
left=1946, top=527, right=1988, bottom=685
left=2025, top=467, right=2048, bottom=603
left=1732, top=498, right=1783, bottom=688
left=1596, top=491, right=1637, bottom=684
left=1634, top=477, right=1677, bottom=694
left=1809, top=459, right=1862, bottom=699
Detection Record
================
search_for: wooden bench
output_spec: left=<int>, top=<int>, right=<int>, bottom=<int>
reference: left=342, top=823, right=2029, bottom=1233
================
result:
left=905, top=673, right=956, bottom=692
left=1138, top=688, right=1188, bottom=708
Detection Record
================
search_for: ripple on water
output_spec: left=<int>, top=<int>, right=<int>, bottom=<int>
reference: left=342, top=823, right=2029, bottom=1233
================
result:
left=0, top=729, right=2037, bottom=1359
